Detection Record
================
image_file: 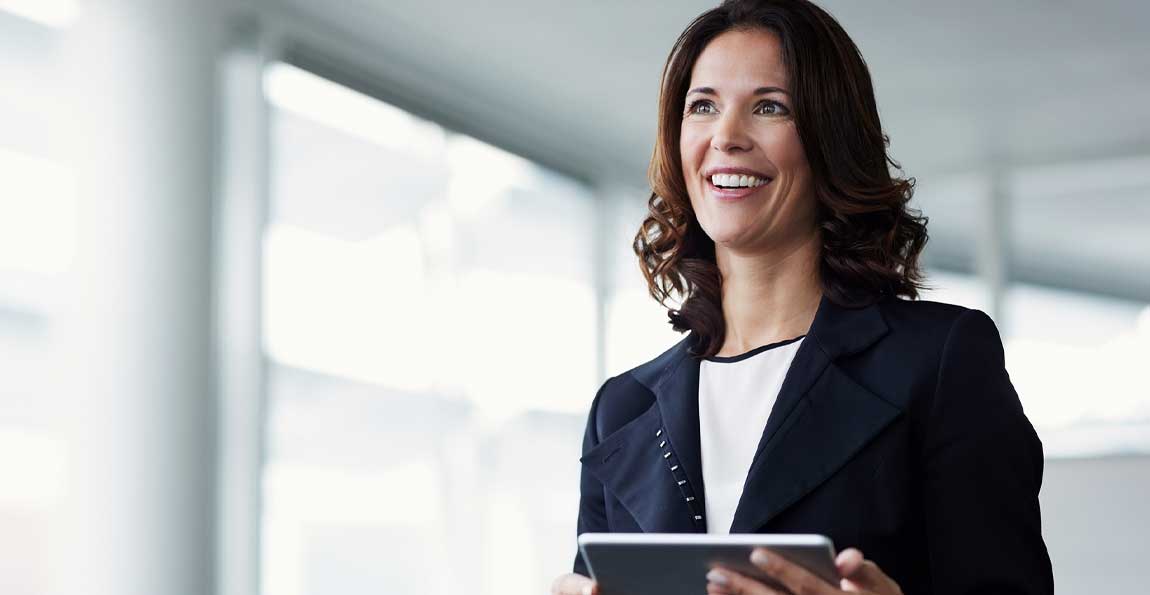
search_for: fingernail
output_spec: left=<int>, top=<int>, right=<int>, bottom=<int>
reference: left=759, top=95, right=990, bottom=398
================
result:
left=751, top=549, right=769, bottom=565
left=706, top=569, right=729, bottom=586
left=706, top=569, right=729, bottom=585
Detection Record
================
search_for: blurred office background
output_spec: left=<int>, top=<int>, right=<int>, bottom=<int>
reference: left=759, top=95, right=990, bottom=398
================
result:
left=1, top=1, right=1148, bottom=594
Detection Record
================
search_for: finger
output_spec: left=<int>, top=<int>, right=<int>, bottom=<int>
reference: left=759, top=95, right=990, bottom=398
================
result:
left=835, top=548, right=865, bottom=578
left=551, top=573, right=577, bottom=595
left=706, top=582, right=735, bottom=595
left=551, top=573, right=597, bottom=595
left=709, top=567, right=785, bottom=595
left=750, top=548, right=837, bottom=595
left=835, top=549, right=866, bottom=592
left=705, top=569, right=737, bottom=595
left=835, top=549, right=901, bottom=594
left=705, top=570, right=736, bottom=595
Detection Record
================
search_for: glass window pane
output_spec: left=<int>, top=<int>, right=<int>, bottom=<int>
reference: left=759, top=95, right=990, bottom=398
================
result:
left=261, top=63, right=597, bottom=595
left=0, top=17, right=74, bottom=595
left=1003, top=284, right=1150, bottom=457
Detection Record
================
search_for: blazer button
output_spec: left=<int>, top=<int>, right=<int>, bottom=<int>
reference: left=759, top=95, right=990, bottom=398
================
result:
left=694, top=515, right=703, bottom=521
left=677, top=479, right=687, bottom=486
left=663, top=452, right=672, bottom=459
left=656, top=429, right=663, bottom=437
left=659, top=440, right=666, bottom=448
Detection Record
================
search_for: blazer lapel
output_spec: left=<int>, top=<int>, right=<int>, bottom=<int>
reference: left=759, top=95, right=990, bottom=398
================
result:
left=655, top=342, right=707, bottom=526
left=580, top=335, right=708, bottom=533
left=729, top=295, right=902, bottom=533
left=582, top=295, right=903, bottom=535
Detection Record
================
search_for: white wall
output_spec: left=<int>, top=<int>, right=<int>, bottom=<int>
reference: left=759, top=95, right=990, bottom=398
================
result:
left=1042, top=455, right=1150, bottom=592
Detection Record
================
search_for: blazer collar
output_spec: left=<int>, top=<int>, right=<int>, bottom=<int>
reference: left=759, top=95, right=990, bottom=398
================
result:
left=583, top=293, right=901, bottom=533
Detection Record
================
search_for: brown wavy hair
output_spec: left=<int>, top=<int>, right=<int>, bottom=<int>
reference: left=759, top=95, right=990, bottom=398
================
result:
left=634, top=0, right=929, bottom=358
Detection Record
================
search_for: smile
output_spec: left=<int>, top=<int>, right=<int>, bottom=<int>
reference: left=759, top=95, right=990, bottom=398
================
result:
left=706, top=175, right=772, bottom=201
left=710, top=173, right=769, bottom=188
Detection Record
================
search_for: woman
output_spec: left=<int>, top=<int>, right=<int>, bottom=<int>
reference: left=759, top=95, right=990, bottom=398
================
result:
left=553, top=1, right=1053, bottom=594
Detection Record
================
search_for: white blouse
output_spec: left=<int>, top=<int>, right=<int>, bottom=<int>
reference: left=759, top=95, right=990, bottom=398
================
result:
left=698, top=335, right=806, bottom=534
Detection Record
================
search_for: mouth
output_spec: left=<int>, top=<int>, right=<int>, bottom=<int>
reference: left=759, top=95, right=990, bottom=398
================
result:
left=705, top=172, right=773, bottom=201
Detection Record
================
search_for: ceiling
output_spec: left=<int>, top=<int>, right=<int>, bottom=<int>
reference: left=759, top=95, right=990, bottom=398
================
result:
left=263, top=0, right=1150, bottom=301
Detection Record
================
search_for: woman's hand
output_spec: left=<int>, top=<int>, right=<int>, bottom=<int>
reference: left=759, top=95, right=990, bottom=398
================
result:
left=705, top=547, right=904, bottom=595
left=551, top=572, right=599, bottom=595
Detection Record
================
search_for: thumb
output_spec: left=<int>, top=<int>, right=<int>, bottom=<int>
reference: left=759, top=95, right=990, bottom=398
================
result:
left=551, top=573, right=598, bottom=595
left=839, top=577, right=865, bottom=592
left=835, top=549, right=899, bottom=593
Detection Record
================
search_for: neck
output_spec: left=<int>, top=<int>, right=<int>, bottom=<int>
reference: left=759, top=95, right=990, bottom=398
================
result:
left=714, top=231, right=823, bottom=357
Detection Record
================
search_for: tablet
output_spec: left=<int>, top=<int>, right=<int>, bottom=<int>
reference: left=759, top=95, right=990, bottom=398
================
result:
left=578, top=533, right=837, bottom=595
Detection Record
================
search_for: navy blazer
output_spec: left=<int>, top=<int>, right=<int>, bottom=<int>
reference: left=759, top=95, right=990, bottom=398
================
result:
left=572, top=295, right=1053, bottom=595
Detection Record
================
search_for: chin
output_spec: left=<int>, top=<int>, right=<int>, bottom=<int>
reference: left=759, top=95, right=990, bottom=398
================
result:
left=701, top=228, right=749, bottom=249
left=699, top=217, right=747, bottom=240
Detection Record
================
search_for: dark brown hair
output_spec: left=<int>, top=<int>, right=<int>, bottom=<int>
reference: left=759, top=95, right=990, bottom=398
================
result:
left=635, top=0, right=929, bottom=358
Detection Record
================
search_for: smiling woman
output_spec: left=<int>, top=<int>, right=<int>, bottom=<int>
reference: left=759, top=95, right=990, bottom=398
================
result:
left=554, top=1, right=1053, bottom=595
left=637, top=0, right=927, bottom=359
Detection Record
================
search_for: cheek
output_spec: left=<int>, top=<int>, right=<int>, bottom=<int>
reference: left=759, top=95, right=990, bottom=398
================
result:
left=679, top=127, right=707, bottom=171
left=679, top=131, right=708, bottom=212
left=761, top=126, right=809, bottom=174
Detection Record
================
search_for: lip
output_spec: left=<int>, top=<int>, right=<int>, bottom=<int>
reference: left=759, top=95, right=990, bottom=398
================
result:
left=702, top=166, right=773, bottom=202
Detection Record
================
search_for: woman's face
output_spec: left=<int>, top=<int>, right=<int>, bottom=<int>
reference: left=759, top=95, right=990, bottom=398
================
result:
left=679, top=28, right=815, bottom=254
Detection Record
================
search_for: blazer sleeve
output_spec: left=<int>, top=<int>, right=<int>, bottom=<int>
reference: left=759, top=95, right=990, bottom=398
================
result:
left=571, top=376, right=614, bottom=577
left=920, top=309, right=1054, bottom=595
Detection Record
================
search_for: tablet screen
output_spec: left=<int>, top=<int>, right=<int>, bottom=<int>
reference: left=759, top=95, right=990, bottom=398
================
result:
left=578, top=533, right=837, bottom=595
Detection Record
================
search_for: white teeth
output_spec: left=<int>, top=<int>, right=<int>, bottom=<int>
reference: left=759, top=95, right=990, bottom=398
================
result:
left=709, top=173, right=769, bottom=188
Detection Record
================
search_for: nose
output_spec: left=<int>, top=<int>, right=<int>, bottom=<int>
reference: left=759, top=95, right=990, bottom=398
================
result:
left=711, top=111, right=753, bottom=153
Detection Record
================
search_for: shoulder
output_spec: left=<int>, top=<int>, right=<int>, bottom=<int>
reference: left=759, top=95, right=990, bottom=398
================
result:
left=823, top=297, right=1007, bottom=414
left=867, top=297, right=1014, bottom=417
left=875, top=296, right=976, bottom=338
left=584, top=336, right=690, bottom=442
left=871, top=296, right=1005, bottom=360
left=868, top=295, right=1005, bottom=361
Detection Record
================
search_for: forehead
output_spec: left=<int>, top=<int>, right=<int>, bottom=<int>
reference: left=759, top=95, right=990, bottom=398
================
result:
left=688, top=28, right=789, bottom=91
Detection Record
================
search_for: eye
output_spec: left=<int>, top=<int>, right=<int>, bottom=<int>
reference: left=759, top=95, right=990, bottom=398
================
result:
left=685, top=99, right=717, bottom=116
left=754, top=100, right=790, bottom=116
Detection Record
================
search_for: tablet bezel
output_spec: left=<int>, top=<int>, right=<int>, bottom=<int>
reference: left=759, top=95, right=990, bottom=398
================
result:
left=577, top=532, right=838, bottom=594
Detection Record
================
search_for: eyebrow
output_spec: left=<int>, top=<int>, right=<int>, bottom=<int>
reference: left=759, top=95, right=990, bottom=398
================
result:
left=686, top=86, right=790, bottom=97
